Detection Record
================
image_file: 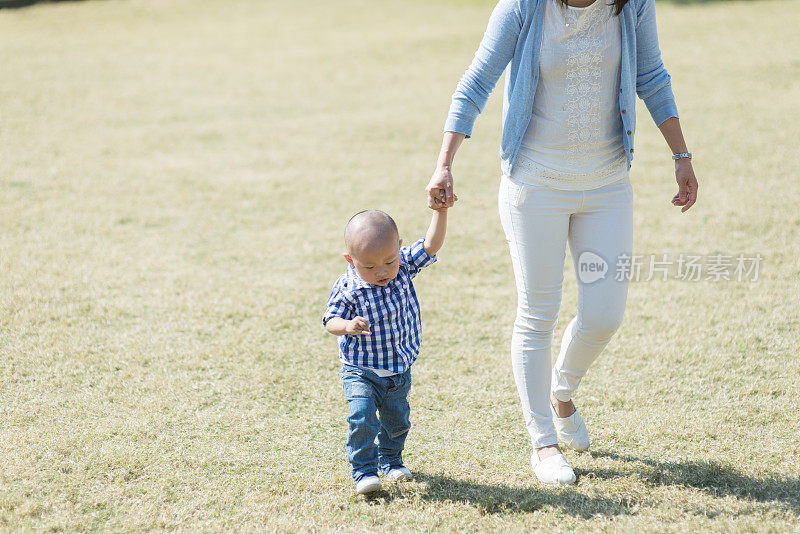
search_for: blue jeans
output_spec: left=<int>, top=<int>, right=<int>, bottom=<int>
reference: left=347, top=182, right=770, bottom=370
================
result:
left=340, top=363, right=412, bottom=482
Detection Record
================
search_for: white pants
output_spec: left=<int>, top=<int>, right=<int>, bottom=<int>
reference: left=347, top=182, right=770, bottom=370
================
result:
left=498, top=174, right=633, bottom=448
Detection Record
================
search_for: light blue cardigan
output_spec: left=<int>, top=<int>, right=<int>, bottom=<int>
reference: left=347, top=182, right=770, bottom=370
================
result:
left=444, top=0, right=679, bottom=174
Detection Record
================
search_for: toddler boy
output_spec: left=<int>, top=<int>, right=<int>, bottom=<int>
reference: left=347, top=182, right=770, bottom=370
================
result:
left=323, top=207, right=447, bottom=494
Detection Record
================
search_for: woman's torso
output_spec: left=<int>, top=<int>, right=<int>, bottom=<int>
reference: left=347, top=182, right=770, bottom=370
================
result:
left=513, top=0, right=627, bottom=191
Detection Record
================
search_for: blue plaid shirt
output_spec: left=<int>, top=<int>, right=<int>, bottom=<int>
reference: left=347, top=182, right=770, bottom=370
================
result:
left=323, top=238, right=437, bottom=374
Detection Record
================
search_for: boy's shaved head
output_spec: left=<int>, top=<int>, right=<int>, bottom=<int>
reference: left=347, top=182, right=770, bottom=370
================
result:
left=345, top=210, right=399, bottom=255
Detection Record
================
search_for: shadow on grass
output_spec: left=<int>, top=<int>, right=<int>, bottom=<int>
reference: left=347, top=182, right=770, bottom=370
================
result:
left=0, top=0, right=86, bottom=8
left=587, top=451, right=800, bottom=513
left=366, top=472, right=633, bottom=518
left=362, top=452, right=799, bottom=517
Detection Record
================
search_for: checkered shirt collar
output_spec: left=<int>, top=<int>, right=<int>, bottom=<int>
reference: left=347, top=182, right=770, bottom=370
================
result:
left=345, top=264, right=378, bottom=290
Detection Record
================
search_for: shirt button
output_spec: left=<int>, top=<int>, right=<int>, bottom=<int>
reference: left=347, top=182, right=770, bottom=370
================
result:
left=621, top=109, right=626, bottom=114
left=630, top=148, right=634, bottom=153
left=627, top=130, right=632, bottom=135
left=619, top=88, right=623, bottom=93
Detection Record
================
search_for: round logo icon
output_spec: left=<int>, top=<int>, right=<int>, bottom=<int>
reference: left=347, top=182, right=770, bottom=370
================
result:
left=577, top=251, right=608, bottom=284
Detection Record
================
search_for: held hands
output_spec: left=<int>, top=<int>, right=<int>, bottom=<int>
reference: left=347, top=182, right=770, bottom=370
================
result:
left=671, top=159, right=698, bottom=212
left=346, top=316, right=371, bottom=336
left=426, top=166, right=458, bottom=211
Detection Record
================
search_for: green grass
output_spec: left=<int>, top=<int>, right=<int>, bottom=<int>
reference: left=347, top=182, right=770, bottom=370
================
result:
left=1, top=0, right=799, bottom=531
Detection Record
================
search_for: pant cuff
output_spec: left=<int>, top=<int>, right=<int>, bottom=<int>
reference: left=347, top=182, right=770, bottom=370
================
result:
left=531, top=434, right=559, bottom=449
left=551, top=388, right=573, bottom=403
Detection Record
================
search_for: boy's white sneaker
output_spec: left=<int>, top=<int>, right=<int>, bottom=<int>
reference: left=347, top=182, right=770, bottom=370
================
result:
left=355, top=475, right=382, bottom=495
left=531, top=452, right=577, bottom=485
left=551, top=404, right=591, bottom=452
left=385, top=466, right=413, bottom=482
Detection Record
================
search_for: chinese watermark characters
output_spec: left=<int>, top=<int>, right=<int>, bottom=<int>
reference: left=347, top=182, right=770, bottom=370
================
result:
left=577, top=251, right=763, bottom=283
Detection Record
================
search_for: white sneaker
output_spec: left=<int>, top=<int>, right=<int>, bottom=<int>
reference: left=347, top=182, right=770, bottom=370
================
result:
left=552, top=403, right=591, bottom=452
left=385, top=466, right=413, bottom=483
left=531, top=452, right=577, bottom=485
left=355, top=475, right=382, bottom=494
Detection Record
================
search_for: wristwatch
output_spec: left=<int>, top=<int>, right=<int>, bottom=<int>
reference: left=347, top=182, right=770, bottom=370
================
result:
left=672, top=152, right=692, bottom=161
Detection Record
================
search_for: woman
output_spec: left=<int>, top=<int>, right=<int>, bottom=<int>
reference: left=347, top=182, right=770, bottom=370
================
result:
left=426, top=0, right=698, bottom=485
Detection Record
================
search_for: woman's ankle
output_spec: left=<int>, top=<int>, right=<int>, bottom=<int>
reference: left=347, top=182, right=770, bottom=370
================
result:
left=550, top=395, right=576, bottom=418
left=536, top=444, right=562, bottom=461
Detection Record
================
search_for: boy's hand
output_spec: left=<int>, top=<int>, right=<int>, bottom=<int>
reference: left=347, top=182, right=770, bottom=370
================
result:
left=430, top=189, right=451, bottom=212
left=346, top=316, right=371, bottom=335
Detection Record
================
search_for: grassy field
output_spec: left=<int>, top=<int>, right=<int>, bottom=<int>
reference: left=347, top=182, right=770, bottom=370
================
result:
left=1, top=0, right=799, bottom=531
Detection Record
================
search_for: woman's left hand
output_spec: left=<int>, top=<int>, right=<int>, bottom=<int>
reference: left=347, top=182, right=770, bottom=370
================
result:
left=671, top=159, right=698, bottom=212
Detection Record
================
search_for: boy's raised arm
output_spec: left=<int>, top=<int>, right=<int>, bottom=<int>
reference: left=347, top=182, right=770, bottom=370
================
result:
left=423, top=209, right=447, bottom=257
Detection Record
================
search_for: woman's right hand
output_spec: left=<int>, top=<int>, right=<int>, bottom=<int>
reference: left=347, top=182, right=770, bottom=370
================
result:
left=426, top=166, right=458, bottom=210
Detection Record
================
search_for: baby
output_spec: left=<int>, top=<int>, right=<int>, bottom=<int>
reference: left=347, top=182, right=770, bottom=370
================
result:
left=323, top=207, right=447, bottom=494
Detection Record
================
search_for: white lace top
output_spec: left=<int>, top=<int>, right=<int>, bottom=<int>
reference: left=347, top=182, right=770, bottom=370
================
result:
left=512, top=0, right=627, bottom=191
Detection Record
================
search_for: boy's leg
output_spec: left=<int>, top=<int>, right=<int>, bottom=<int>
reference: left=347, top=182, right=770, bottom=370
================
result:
left=377, top=370, right=412, bottom=474
left=341, top=366, right=381, bottom=482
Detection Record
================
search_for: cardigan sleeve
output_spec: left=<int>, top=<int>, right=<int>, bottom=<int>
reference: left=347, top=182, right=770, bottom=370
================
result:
left=634, top=0, right=679, bottom=126
left=444, top=0, right=524, bottom=138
